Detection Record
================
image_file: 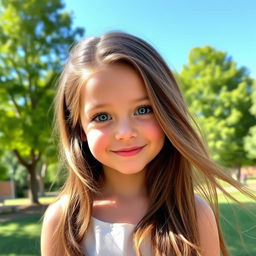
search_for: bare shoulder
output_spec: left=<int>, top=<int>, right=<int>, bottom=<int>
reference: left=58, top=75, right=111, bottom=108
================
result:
left=41, top=195, right=68, bottom=256
left=42, top=195, right=68, bottom=225
left=194, top=195, right=215, bottom=219
left=195, top=195, right=220, bottom=256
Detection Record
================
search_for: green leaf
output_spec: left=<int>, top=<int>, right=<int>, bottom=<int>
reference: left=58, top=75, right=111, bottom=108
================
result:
left=179, top=46, right=256, bottom=167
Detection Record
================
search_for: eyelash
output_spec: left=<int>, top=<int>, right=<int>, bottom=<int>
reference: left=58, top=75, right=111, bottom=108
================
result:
left=91, top=105, right=153, bottom=123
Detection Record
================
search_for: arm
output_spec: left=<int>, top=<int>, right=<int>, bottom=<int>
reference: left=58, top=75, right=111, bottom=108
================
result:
left=195, top=195, right=220, bottom=256
left=41, top=200, right=67, bottom=256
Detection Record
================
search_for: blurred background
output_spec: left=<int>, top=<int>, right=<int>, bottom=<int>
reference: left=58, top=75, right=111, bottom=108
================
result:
left=0, top=0, right=255, bottom=255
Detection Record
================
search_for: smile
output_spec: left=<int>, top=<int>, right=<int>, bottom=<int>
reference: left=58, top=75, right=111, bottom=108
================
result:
left=112, top=146, right=145, bottom=157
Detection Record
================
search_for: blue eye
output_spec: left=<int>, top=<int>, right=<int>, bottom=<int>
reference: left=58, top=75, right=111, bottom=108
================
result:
left=92, top=113, right=111, bottom=122
left=136, top=106, right=153, bottom=115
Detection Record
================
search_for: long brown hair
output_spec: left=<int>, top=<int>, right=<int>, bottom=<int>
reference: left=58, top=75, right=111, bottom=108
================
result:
left=53, top=31, right=254, bottom=255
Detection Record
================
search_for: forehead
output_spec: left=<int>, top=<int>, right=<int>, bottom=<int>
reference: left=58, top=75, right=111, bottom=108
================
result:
left=80, top=63, right=148, bottom=108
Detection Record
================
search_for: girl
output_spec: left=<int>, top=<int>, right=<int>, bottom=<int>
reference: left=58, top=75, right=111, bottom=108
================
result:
left=41, top=32, right=254, bottom=256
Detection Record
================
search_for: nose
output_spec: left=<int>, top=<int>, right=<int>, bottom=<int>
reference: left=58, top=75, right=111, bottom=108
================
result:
left=114, top=118, right=137, bottom=140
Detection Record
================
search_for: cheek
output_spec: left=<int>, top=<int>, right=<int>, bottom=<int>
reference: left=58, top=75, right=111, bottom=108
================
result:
left=86, top=129, right=109, bottom=157
left=143, top=119, right=165, bottom=141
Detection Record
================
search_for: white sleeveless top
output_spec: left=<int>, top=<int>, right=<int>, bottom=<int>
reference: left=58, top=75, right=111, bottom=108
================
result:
left=82, top=217, right=153, bottom=256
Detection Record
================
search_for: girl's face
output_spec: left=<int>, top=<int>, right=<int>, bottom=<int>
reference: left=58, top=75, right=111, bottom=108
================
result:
left=80, top=63, right=165, bottom=175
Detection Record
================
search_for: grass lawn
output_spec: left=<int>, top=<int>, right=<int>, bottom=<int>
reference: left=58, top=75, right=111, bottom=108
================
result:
left=218, top=186, right=256, bottom=256
left=3, top=197, right=56, bottom=206
left=218, top=191, right=256, bottom=203
left=220, top=202, right=256, bottom=256
left=0, top=192, right=255, bottom=256
left=0, top=216, right=41, bottom=256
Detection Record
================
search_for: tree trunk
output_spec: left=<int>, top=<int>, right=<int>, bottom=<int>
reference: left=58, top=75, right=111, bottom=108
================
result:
left=38, top=163, right=47, bottom=196
left=28, top=166, right=40, bottom=204
left=13, top=149, right=41, bottom=204
left=236, top=165, right=241, bottom=181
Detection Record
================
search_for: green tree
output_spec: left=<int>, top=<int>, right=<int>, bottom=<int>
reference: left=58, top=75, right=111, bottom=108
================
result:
left=0, top=0, right=84, bottom=203
left=179, top=46, right=256, bottom=179
left=244, top=80, right=256, bottom=159
left=0, top=149, right=8, bottom=180
left=0, top=151, right=28, bottom=197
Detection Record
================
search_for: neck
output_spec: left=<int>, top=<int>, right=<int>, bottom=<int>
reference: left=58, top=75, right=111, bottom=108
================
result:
left=100, top=167, right=147, bottom=199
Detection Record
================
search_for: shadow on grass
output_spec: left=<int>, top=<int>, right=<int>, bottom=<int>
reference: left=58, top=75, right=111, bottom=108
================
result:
left=0, top=215, right=41, bottom=256
left=220, top=202, right=256, bottom=256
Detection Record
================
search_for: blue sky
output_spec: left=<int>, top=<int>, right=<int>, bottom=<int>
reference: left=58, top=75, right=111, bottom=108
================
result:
left=64, top=0, right=256, bottom=78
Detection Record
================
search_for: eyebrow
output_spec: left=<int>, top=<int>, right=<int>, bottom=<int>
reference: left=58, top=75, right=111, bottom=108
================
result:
left=86, top=96, right=150, bottom=112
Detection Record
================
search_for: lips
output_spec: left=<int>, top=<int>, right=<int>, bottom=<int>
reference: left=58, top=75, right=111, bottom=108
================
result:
left=112, top=146, right=145, bottom=157
left=113, top=146, right=144, bottom=152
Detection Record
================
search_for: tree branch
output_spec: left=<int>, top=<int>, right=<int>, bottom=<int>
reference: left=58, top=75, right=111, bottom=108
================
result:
left=23, top=41, right=36, bottom=109
left=35, top=152, right=42, bottom=163
left=30, top=149, right=41, bottom=165
left=8, top=55, right=29, bottom=108
left=9, top=57, right=24, bottom=88
left=13, top=149, right=30, bottom=169
left=8, top=92, right=22, bottom=117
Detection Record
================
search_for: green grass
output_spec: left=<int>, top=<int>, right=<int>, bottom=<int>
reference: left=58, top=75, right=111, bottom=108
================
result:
left=218, top=191, right=256, bottom=203
left=218, top=189, right=256, bottom=256
left=246, top=177, right=256, bottom=186
left=0, top=216, right=41, bottom=256
left=3, top=197, right=56, bottom=206
left=220, top=203, right=256, bottom=256
left=217, top=176, right=256, bottom=189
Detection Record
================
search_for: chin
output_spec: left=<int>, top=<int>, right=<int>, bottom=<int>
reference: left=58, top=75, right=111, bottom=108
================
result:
left=115, top=166, right=146, bottom=175
left=103, top=162, right=148, bottom=175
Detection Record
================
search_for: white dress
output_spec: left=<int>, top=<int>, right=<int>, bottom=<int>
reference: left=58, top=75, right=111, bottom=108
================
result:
left=82, top=217, right=153, bottom=256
